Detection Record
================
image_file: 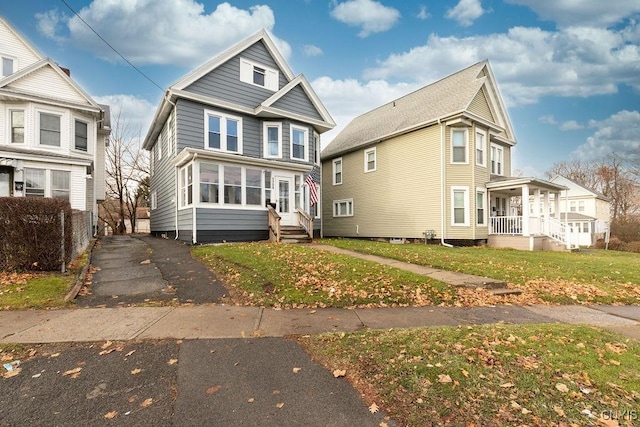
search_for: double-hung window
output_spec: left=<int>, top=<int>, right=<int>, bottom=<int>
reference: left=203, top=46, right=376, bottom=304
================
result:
left=476, top=189, right=486, bottom=226
left=10, top=110, right=24, bottom=143
left=75, top=120, right=88, bottom=152
left=246, top=168, right=262, bottom=206
left=51, top=170, right=70, bottom=201
left=25, top=168, right=45, bottom=198
left=39, top=112, right=61, bottom=147
left=180, top=165, right=193, bottom=207
left=451, top=129, right=467, bottom=163
left=224, top=165, right=242, bottom=205
left=263, top=122, right=281, bottom=158
left=200, top=163, right=219, bottom=204
left=364, top=147, right=376, bottom=172
left=332, top=158, right=342, bottom=185
left=451, top=186, right=469, bottom=226
left=1, top=56, right=14, bottom=77
left=475, top=129, right=486, bottom=166
left=491, top=144, right=504, bottom=175
left=205, top=110, right=242, bottom=153
left=290, top=125, right=308, bottom=161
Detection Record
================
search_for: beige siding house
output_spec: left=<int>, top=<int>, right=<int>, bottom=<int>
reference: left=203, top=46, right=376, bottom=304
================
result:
left=321, top=61, right=574, bottom=250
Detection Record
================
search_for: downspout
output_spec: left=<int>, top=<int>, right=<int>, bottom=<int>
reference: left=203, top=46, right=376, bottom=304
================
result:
left=174, top=166, right=179, bottom=240
left=319, top=161, right=323, bottom=238
left=439, top=119, right=453, bottom=248
left=192, top=153, right=198, bottom=245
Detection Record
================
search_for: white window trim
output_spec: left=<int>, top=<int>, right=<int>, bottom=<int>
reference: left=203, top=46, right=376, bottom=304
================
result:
left=451, top=186, right=470, bottom=226
left=475, top=128, right=486, bottom=167
left=8, top=108, right=25, bottom=144
left=290, top=124, right=309, bottom=162
left=73, top=118, right=90, bottom=153
left=239, top=57, right=279, bottom=91
left=490, top=143, right=504, bottom=176
left=23, top=167, right=71, bottom=200
left=150, top=191, right=157, bottom=210
left=157, top=136, right=162, bottom=161
left=195, top=161, right=267, bottom=210
left=263, top=122, right=282, bottom=159
left=332, top=157, right=343, bottom=185
left=204, top=109, right=243, bottom=154
left=476, top=188, right=487, bottom=227
left=364, top=147, right=376, bottom=173
left=450, top=128, right=469, bottom=164
left=178, top=163, right=194, bottom=209
left=333, top=199, right=354, bottom=217
left=36, top=109, right=64, bottom=149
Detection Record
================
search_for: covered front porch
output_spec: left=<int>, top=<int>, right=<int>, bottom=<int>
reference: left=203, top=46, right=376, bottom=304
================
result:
left=485, top=177, right=575, bottom=251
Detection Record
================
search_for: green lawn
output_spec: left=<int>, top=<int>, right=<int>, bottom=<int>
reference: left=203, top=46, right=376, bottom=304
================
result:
left=192, top=242, right=455, bottom=308
left=0, top=273, right=74, bottom=310
left=320, top=239, right=640, bottom=305
left=299, top=324, right=640, bottom=426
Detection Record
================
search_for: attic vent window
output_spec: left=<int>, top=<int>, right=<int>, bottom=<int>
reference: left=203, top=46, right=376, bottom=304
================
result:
left=240, top=57, right=279, bottom=91
left=2, top=57, right=14, bottom=77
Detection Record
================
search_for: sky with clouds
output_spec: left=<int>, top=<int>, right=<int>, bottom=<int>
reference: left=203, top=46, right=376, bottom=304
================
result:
left=2, top=0, right=640, bottom=177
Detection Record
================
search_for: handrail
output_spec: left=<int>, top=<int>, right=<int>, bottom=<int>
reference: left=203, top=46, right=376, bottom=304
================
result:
left=489, top=216, right=522, bottom=235
left=296, top=208, right=313, bottom=239
left=541, top=216, right=575, bottom=249
left=267, top=206, right=281, bottom=242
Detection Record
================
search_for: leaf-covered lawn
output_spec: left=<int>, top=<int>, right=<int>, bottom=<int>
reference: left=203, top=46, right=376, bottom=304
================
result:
left=299, top=324, right=640, bottom=426
left=321, top=239, right=640, bottom=305
left=192, top=242, right=455, bottom=308
left=0, top=272, right=73, bottom=310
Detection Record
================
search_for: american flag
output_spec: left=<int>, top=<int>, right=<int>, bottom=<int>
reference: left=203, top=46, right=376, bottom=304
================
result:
left=305, top=166, right=319, bottom=206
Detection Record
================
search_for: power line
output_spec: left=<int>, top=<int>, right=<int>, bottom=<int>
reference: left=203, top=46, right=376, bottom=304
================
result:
left=58, top=0, right=164, bottom=92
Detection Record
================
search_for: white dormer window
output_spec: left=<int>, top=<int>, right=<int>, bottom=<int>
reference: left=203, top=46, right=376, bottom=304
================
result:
left=239, top=57, right=278, bottom=91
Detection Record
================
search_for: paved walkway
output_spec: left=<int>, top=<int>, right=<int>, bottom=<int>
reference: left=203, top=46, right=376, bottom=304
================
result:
left=2, top=304, right=639, bottom=343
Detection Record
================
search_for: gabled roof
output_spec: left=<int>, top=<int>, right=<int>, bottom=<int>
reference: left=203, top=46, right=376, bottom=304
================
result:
left=0, top=57, right=102, bottom=113
left=321, top=60, right=515, bottom=159
left=143, top=29, right=334, bottom=150
left=550, top=175, right=610, bottom=201
left=0, top=15, right=43, bottom=61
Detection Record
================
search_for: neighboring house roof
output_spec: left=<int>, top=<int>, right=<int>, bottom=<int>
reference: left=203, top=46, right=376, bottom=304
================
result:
left=486, top=176, right=567, bottom=192
left=0, top=145, right=93, bottom=166
left=143, top=29, right=335, bottom=150
left=559, top=212, right=596, bottom=221
left=321, top=60, right=515, bottom=160
left=550, top=175, right=610, bottom=201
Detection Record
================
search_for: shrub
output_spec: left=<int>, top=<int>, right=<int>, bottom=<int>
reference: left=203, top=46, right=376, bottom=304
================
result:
left=0, top=197, right=72, bottom=271
left=624, top=241, right=640, bottom=253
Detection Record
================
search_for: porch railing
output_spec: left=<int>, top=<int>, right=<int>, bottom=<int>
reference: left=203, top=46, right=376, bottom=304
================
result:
left=540, top=216, right=574, bottom=249
left=296, top=208, right=313, bottom=239
left=267, top=206, right=281, bottom=242
left=489, top=216, right=522, bottom=235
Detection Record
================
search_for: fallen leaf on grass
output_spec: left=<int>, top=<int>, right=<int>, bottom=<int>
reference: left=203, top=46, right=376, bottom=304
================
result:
left=555, top=383, right=569, bottom=393
left=131, top=368, right=142, bottom=375
left=553, top=405, right=566, bottom=417
left=598, top=418, right=620, bottom=427
left=104, top=411, right=117, bottom=419
left=206, top=385, right=221, bottom=395
left=437, top=374, right=452, bottom=384
left=369, top=403, right=379, bottom=413
left=141, top=398, right=153, bottom=408
left=333, top=369, right=346, bottom=378
left=500, top=382, right=515, bottom=388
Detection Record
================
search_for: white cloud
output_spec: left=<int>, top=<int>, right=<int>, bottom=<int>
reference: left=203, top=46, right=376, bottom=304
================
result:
left=311, top=76, right=416, bottom=147
left=330, top=0, right=401, bottom=38
left=505, top=0, right=640, bottom=27
left=417, top=5, right=430, bottom=20
left=539, top=115, right=557, bottom=125
left=93, top=94, right=157, bottom=138
left=559, top=120, right=584, bottom=131
left=445, top=0, right=485, bottom=27
left=303, top=44, right=323, bottom=57
left=572, top=110, right=640, bottom=161
left=362, top=23, right=640, bottom=106
left=35, top=9, right=63, bottom=40
left=37, top=1, right=290, bottom=67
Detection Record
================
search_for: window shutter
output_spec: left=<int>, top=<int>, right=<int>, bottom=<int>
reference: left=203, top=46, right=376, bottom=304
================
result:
left=239, top=59, right=252, bottom=84
left=266, top=69, right=279, bottom=91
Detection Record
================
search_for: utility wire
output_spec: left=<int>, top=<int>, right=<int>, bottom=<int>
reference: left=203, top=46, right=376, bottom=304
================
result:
left=59, top=0, right=164, bottom=92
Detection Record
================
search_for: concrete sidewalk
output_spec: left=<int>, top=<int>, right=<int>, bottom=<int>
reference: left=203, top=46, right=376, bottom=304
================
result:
left=1, top=304, right=639, bottom=344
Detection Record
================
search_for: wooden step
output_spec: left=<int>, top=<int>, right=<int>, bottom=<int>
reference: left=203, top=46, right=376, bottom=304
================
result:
left=489, top=288, right=523, bottom=296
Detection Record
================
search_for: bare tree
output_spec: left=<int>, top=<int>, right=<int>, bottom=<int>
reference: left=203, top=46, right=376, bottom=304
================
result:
left=545, top=159, right=602, bottom=190
left=101, top=108, right=149, bottom=234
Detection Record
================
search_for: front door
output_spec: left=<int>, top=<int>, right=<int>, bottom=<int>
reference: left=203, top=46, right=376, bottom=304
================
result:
left=275, top=177, right=295, bottom=226
left=0, top=167, right=12, bottom=197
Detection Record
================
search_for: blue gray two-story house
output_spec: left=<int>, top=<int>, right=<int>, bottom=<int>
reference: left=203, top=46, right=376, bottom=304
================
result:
left=143, top=30, right=335, bottom=243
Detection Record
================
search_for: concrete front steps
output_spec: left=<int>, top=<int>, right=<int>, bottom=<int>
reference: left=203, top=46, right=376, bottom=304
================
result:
left=280, top=226, right=312, bottom=244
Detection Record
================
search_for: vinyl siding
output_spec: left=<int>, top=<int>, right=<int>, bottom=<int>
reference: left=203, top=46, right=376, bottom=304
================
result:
left=323, top=126, right=442, bottom=239
left=0, top=20, right=41, bottom=70
left=445, top=126, right=475, bottom=239
left=468, top=88, right=494, bottom=122
left=8, top=66, right=90, bottom=105
left=196, top=208, right=267, bottom=230
left=184, top=41, right=288, bottom=108
left=150, top=113, right=177, bottom=233
left=94, top=135, right=106, bottom=200
left=272, top=85, right=323, bottom=121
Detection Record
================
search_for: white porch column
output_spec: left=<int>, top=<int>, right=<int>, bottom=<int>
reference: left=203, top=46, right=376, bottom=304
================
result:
left=554, top=191, right=561, bottom=220
left=522, top=185, right=530, bottom=236
left=542, top=190, right=549, bottom=235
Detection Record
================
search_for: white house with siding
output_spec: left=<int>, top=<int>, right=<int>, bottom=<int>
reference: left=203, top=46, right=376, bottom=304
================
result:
left=143, top=30, right=334, bottom=243
left=321, top=61, right=574, bottom=251
left=0, top=15, right=110, bottom=224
